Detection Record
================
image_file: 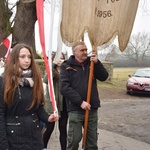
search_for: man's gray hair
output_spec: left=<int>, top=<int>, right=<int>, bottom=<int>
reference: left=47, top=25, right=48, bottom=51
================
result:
left=72, top=41, right=86, bottom=51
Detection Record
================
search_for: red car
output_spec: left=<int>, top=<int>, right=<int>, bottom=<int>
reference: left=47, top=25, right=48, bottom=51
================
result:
left=126, top=68, right=150, bottom=94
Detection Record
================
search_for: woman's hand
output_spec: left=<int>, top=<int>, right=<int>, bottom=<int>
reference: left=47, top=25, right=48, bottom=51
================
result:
left=48, top=113, right=58, bottom=122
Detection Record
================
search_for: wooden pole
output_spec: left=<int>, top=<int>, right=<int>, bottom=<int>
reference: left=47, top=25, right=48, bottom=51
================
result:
left=82, top=49, right=95, bottom=149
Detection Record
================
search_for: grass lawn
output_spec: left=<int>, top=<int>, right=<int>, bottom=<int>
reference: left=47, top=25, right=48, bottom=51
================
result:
left=112, top=67, right=139, bottom=79
left=99, top=67, right=138, bottom=88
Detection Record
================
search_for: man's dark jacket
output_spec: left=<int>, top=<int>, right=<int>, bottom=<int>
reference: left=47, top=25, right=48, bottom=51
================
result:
left=60, top=55, right=109, bottom=112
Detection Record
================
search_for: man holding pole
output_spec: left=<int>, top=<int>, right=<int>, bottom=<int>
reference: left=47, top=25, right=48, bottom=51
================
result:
left=60, top=41, right=108, bottom=150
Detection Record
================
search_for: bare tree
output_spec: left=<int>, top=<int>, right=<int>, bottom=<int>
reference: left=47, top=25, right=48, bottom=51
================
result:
left=0, top=0, right=37, bottom=57
left=0, top=0, right=61, bottom=58
left=0, top=0, right=12, bottom=57
left=0, top=0, right=12, bottom=39
left=123, top=32, right=150, bottom=65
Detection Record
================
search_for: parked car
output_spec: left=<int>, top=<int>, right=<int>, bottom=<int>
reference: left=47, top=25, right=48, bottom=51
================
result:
left=126, top=68, right=150, bottom=94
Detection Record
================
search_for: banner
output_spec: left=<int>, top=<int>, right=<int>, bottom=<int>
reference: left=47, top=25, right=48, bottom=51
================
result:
left=61, top=0, right=139, bottom=51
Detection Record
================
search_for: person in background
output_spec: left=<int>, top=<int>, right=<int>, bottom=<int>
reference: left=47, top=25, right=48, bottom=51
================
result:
left=0, top=57, right=5, bottom=68
left=43, top=52, right=68, bottom=150
left=0, top=43, right=58, bottom=150
left=60, top=41, right=109, bottom=150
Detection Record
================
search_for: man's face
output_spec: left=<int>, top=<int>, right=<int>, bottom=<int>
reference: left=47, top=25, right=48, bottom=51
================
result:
left=73, top=44, right=88, bottom=62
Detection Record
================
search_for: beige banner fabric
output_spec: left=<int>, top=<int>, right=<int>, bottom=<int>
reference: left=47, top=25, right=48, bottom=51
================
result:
left=61, top=0, right=139, bottom=51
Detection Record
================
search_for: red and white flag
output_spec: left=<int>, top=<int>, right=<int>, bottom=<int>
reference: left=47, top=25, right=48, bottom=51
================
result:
left=3, top=34, right=12, bottom=61
left=36, top=0, right=58, bottom=114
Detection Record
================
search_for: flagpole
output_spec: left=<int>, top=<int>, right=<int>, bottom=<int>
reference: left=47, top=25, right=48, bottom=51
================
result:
left=82, top=48, right=96, bottom=149
left=54, top=0, right=63, bottom=61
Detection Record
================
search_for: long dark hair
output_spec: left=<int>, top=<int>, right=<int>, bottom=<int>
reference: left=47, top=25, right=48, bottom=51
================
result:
left=4, top=43, right=45, bottom=109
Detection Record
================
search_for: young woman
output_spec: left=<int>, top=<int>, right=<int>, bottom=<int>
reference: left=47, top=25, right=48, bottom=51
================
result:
left=43, top=52, right=68, bottom=150
left=0, top=43, right=58, bottom=150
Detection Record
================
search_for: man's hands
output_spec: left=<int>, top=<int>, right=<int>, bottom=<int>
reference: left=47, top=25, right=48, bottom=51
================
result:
left=90, top=52, right=98, bottom=64
left=81, top=101, right=91, bottom=110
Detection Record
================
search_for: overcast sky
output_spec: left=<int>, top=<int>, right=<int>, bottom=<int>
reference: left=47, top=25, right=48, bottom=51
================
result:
left=10, top=0, right=150, bottom=53
left=131, top=0, right=150, bottom=34
left=38, top=0, right=150, bottom=53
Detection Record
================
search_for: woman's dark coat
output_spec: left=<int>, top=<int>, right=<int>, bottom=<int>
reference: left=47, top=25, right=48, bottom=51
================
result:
left=0, top=76, right=49, bottom=150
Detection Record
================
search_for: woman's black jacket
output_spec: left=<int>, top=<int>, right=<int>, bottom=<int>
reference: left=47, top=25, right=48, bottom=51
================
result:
left=0, top=76, right=49, bottom=150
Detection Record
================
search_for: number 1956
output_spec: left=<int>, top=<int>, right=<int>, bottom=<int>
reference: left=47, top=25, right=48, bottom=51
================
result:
left=95, top=8, right=113, bottom=18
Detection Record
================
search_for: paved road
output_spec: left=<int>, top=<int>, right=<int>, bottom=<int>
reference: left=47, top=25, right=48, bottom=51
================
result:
left=99, top=97, right=150, bottom=144
left=47, top=97, right=150, bottom=150
left=47, top=127, right=150, bottom=150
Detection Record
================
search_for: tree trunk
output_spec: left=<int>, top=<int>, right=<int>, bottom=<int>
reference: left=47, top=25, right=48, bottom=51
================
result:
left=13, top=0, right=37, bottom=56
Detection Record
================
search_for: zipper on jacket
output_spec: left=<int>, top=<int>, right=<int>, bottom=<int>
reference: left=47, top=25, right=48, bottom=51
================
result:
left=81, top=63, right=85, bottom=70
left=82, top=66, right=85, bottom=70
left=18, top=86, right=21, bottom=99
